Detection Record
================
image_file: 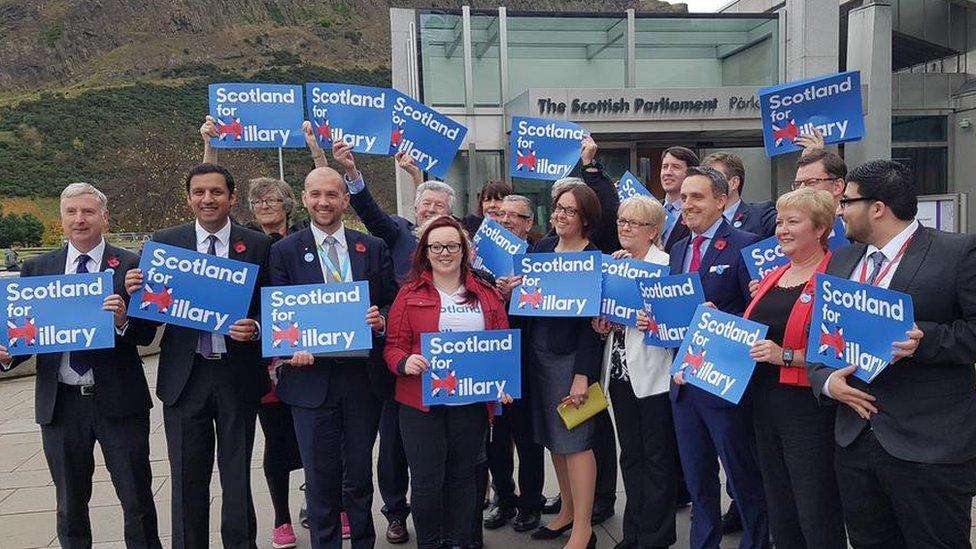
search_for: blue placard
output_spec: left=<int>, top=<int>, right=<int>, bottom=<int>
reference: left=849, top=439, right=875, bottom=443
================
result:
left=638, top=273, right=706, bottom=348
left=389, top=91, right=468, bottom=179
left=471, top=218, right=528, bottom=278
left=806, top=273, right=914, bottom=383
left=509, top=251, right=601, bottom=317
left=306, top=83, right=392, bottom=155
left=741, top=217, right=849, bottom=280
left=601, top=255, right=668, bottom=327
left=128, top=242, right=259, bottom=335
left=616, top=170, right=653, bottom=202
left=421, top=330, right=521, bottom=406
left=208, top=83, right=305, bottom=149
left=260, top=281, right=372, bottom=358
left=759, top=71, right=864, bottom=157
left=671, top=305, right=768, bottom=404
left=509, top=116, right=587, bottom=181
left=2, top=272, right=115, bottom=356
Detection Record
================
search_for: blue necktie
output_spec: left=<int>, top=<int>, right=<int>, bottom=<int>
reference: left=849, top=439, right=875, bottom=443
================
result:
left=68, top=254, right=93, bottom=376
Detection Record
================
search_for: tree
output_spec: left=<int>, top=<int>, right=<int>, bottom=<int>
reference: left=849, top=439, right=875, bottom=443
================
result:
left=0, top=212, right=45, bottom=247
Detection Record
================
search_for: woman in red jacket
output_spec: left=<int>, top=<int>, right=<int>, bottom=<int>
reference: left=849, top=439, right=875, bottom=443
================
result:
left=743, top=188, right=846, bottom=548
left=384, top=215, right=512, bottom=549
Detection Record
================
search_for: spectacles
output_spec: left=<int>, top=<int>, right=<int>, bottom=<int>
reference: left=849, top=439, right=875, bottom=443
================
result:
left=499, top=211, right=532, bottom=221
left=427, top=242, right=462, bottom=254
left=617, top=218, right=652, bottom=229
left=792, top=177, right=839, bottom=190
left=552, top=205, right=579, bottom=218
left=249, top=198, right=284, bottom=208
left=838, top=196, right=877, bottom=208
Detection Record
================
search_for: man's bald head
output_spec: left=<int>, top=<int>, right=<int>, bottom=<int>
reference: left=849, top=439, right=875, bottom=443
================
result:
left=304, top=167, right=345, bottom=191
left=302, top=167, right=350, bottom=232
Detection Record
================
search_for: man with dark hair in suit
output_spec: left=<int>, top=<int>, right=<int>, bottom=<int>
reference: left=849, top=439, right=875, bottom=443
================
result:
left=702, top=152, right=777, bottom=239
left=0, top=183, right=161, bottom=549
left=660, top=146, right=699, bottom=254
left=269, top=165, right=397, bottom=549
left=124, top=163, right=272, bottom=549
left=807, top=159, right=974, bottom=548
left=666, top=166, right=768, bottom=549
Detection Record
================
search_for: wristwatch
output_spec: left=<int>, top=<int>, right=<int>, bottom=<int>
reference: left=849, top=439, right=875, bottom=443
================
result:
left=782, top=348, right=794, bottom=366
left=582, top=160, right=603, bottom=171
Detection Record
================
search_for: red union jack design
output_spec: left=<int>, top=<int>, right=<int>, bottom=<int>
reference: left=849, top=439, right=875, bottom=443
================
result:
left=391, top=125, right=404, bottom=147
left=140, top=284, right=173, bottom=312
left=272, top=323, right=300, bottom=348
left=430, top=370, right=458, bottom=396
left=314, top=118, right=332, bottom=142
left=515, top=149, right=537, bottom=172
left=215, top=117, right=244, bottom=141
left=818, top=323, right=845, bottom=359
left=517, top=287, right=543, bottom=309
left=680, top=346, right=706, bottom=374
left=645, top=308, right=660, bottom=337
left=772, top=120, right=799, bottom=147
left=6, top=318, right=37, bottom=347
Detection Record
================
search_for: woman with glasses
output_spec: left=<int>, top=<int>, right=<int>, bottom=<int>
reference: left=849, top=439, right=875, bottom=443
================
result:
left=591, top=196, right=678, bottom=549
left=515, top=185, right=602, bottom=549
left=384, top=215, right=513, bottom=549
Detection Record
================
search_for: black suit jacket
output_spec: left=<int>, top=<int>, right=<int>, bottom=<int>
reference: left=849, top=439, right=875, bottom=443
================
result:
left=664, top=214, right=690, bottom=254
left=807, top=226, right=976, bottom=464
left=730, top=200, right=777, bottom=239
left=151, top=222, right=272, bottom=406
left=12, top=244, right=156, bottom=425
left=269, top=226, right=398, bottom=407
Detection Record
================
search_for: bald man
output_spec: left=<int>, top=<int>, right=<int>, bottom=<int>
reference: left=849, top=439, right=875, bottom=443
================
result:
left=269, top=167, right=398, bottom=548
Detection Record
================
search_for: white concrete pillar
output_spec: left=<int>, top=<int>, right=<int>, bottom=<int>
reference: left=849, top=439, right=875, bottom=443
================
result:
left=844, top=1, right=893, bottom=168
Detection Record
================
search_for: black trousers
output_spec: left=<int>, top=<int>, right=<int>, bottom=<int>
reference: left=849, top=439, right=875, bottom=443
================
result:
left=42, top=385, right=161, bottom=549
left=752, top=379, right=846, bottom=549
left=609, top=379, right=677, bottom=549
left=378, top=399, right=411, bottom=523
left=593, top=402, right=619, bottom=509
left=291, top=365, right=381, bottom=549
left=836, top=429, right=976, bottom=549
left=163, top=357, right=258, bottom=549
left=400, top=403, right=488, bottom=549
left=486, top=397, right=545, bottom=511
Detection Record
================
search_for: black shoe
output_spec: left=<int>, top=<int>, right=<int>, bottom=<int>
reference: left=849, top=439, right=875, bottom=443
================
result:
left=513, top=509, right=541, bottom=532
left=587, top=532, right=597, bottom=549
left=530, top=521, right=573, bottom=540
left=542, top=495, right=561, bottom=515
left=484, top=505, right=517, bottom=530
left=590, top=506, right=615, bottom=525
left=721, top=503, right=743, bottom=535
left=386, top=519, right=410, bottom=544
left=299, top=505, right=309, bottom=529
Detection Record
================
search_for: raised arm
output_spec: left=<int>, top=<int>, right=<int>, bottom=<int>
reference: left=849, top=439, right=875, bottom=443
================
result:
left=303, top=120, right=329, bottom=169
left=201, top=115, right=219, bottom=164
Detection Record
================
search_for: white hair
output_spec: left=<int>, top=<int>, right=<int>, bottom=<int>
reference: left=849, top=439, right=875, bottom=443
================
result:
left=551, top=177, right=585, bottom=200
left=414, top=181, right=456, bottom=214
left=60, top=182, right=108, bottom=212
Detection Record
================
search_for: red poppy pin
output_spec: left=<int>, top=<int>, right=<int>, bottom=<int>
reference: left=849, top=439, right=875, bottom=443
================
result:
left=106, top=255, right=120, bottom=269
left=714, top=238, right=727, bottom=251
left=233, top=240, right=247, bottom=254
left=355, top=242, right=367, bottom=253
left=734, top=212, right=745, bottom=222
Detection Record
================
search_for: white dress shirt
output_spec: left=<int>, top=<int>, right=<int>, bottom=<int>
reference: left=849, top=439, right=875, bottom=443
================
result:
left=309, top=223, right=353, bottom=283
left=195, top=219, right=231, bottom=353
left=58, top=239, right=106, bottom=385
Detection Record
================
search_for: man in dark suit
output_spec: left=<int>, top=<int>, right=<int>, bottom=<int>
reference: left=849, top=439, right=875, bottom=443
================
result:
left=124, top=164, right=271, bottom=549
left=703, top=152, right=777, bottom=239
left=807, top=159, right=976, bottom=548
left=668, top=166, right=768, bottom=549
left=660, top=146, right=698, bottom=254
left=270, top=165, right=397, bottom=549
left=0, top=183, right=161, bottom=549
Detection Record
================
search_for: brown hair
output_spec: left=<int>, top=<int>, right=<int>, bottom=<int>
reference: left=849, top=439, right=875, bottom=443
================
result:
left=478, top=180, right=513, bottom=216
left=703, top=151, right=746, bottom=191
left=662, top=146, right=700, bottom=168
left=797, top=149, right=847, bottom=180
left=553, top=184, right=601, bottom=238
left=407, top=215, right=477, bottom=305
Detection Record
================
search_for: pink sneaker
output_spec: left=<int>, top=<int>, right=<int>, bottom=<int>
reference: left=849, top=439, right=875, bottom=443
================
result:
left=272, top=523, right=297, bottom=549
left=341, top=511, right=351, bottom=539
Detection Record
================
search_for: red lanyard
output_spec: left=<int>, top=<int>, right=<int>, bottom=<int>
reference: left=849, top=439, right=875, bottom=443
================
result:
left=858, top=232, right=916, bottom=285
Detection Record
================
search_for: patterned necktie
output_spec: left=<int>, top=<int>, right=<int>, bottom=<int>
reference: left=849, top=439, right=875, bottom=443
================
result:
left=197, top=236, right=218, bottom=356
left=68, top=254, right=93, bottom=376
left=688, top=235, right=707, bottom=272
left=865, top=251, right=886, bottom=286
left=323, top=236, right=341, bottom=283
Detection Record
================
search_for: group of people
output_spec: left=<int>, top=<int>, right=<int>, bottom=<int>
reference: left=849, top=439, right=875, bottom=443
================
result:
left=0, top=115, right=974, bottom=549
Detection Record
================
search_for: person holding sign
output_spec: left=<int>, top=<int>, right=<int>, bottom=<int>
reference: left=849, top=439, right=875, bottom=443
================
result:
left=666, top=166, right=768, bottom=549
left=702, top=152, right=776, bottom=238
left=383, top=216, right=512, bottom=549
left=660, top=146, right=698, bottom=253
left=591, top=196, right=678, bottom=548
left=741, top=189, right=847, bottom=548
left=268, top=166, right=397, bottom=549
left=807, top=160, right=974, bottom=548
left=124, top=164, right=271, bottom=549
left=0, top=183, right=161, bottom=549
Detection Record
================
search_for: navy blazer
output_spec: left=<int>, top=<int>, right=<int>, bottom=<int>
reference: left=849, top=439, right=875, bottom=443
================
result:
left=664, top=213, right=690, bottom=255
left=669, top=219, right=761, bottom=406
left=729, top=200, right=777, bottom=239
left=348, top=184, right=416, bottom=283
left=269, top=226, right=398, bottom=407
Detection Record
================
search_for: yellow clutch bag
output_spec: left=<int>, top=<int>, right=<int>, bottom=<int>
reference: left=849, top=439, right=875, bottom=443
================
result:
left=557, top=382, right=609, bottom=430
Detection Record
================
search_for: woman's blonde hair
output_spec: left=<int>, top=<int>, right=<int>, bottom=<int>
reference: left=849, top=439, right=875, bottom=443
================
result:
left=618, top=195, right=666, bottom=247
left=775, top=188, right=836, bottom=247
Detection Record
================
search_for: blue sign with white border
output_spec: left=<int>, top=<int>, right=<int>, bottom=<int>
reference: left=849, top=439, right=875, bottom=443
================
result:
left=509, top=251, right=601, bottom=317
left=741, top=217, right=849, bottom=280
left=806, top=273, right=914, bottom=383
left=208, top=83, right=305, bottom=148
left=128, top=242, right=259, bottom=335
left=637, top=272, right=706, bottom=348
left=260, top=281, right=372, bottom=358
left=389, top=91, right=467, bottom=179
left=421, top=329, right=521, bottom=406
left=616, top=170, right=653, bottom=202
left=601, top=255, right=668, bottom=327
left=671, top=305, right=768, bottom=404
left=2, top=272, right=115, bottom=356
left=471, top=218, right=528, bottom=278
left=509, top=116, right=587, bottom=181
left=306, top=83, right=392, bottom=155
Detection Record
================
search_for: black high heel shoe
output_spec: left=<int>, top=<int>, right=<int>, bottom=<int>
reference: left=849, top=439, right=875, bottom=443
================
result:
left=530, top=521, right=573, bottom=540
left=587, top=531, right=597, bottom=549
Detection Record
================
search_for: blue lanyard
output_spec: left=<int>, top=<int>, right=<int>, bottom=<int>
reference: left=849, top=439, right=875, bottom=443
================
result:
left=317, top=243, right=350, bottom=283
